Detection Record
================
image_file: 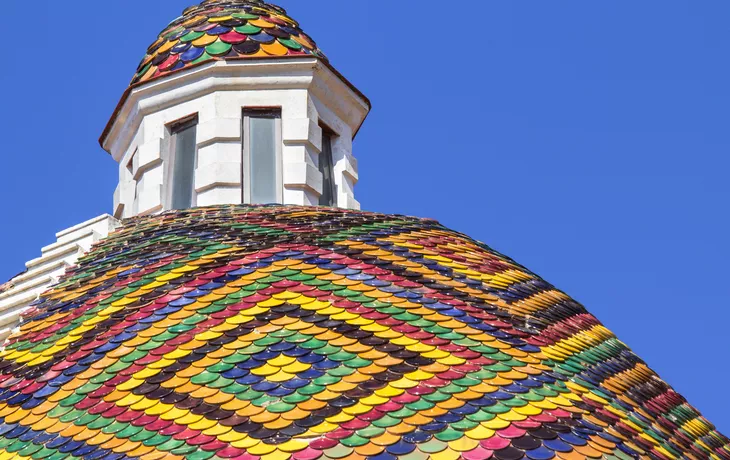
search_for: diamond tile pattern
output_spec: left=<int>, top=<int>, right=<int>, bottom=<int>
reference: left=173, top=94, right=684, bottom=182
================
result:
left=1, top=205, right=728, bottom=460
left=132, top=0, right=326, bottom=86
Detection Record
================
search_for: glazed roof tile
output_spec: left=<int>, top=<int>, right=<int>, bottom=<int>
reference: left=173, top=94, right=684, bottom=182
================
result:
left=132, top=0, right=326, bottom=86
left=0, top=205, right=727, bottom=460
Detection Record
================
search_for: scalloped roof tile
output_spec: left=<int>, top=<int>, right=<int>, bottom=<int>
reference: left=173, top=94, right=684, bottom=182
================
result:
left=132, top=0, right=326, bottom=86
left=0, top=205, right=727, bottom=460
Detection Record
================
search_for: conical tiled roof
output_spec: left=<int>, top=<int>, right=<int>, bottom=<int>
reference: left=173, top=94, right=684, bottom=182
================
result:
left=1, top=206, right=727, bottom=460
left=132, top=0, right=326, bottom=86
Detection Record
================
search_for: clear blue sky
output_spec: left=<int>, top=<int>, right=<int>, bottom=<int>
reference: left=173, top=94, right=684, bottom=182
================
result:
left=1, top=0, right=728, bottom=434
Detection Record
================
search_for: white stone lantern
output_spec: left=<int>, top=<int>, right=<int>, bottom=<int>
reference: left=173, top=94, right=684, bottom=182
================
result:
left=101, top=56, right=370, bottom=219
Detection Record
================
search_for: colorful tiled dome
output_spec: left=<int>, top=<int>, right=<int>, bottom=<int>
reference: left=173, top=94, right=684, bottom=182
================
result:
left=132, top=0, right=326, bottom=86
left=0, top=206, right=727, bottom=460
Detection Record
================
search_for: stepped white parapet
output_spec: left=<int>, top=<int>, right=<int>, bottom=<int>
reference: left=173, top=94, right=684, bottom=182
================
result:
left=0, top=215, right=121, bottom=343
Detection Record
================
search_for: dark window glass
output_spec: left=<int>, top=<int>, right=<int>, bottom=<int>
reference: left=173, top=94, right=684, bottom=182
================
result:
left=244, top=110, right=281, bottom=204
left=170, top=118, right=197, bottom=210
left=319, top=131, right=336, bottom=206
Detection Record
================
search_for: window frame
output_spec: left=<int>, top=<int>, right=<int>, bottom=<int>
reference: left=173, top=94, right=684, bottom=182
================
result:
left=241, top=108, right=283, bottom=205
left=165, top=114, right=199, bottom=210
left=318, top=123, right=338, bottom=207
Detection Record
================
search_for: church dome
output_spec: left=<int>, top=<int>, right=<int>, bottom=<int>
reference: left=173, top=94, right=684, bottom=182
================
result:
left=132, top=0, right=327, bottom=86
left=2, top=206, right=728, bottom=460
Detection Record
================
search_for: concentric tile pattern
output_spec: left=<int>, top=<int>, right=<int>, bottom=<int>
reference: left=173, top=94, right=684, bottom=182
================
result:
left=132, top=0, right=326, bottom=86
left=1, top=206, right=728, bottom=460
